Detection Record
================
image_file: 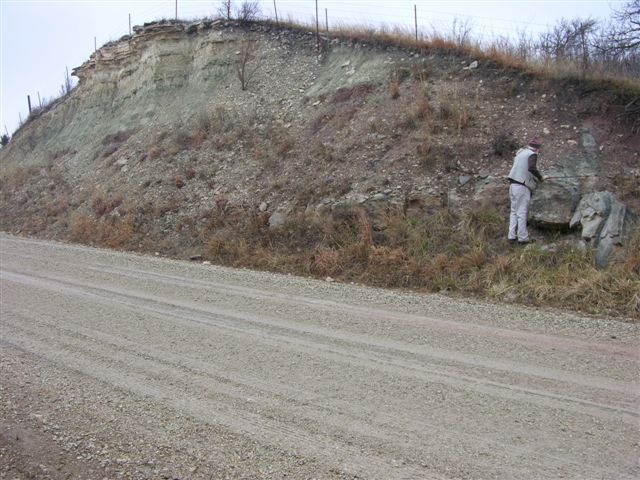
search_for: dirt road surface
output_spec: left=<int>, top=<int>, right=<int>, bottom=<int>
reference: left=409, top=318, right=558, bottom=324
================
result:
left=1, top=234, right=639, bottom=479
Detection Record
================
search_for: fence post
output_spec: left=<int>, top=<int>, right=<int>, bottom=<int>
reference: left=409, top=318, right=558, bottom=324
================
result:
left=27, top=95, right=32, bottom=114
left=325, top=8, right=328, bottom=33
left=37, top=92, right=42, bottom=108
left=175, top=0, right=177, bottom=20
left=414, top=4, right=418, bottom=43
left=273, top=0, right=278, bottom=25
left=315, top=0, right=319, bottom=52
left=129, top=13, right=132, bottom=36
left=94, top=36, right=97, bottom=53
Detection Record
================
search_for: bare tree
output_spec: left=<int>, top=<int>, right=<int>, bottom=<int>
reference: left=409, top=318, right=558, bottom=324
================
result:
left=236, top=37, right=260, bottom=91
left=450, top=18, right=473, bottom=47
left=596, top=0, right=639, bottom=56
left=217, top=0, right=232, bottom=20
left=217, top=1, right=260, bottom=23
left=235, top=0, right=261, bottom=24
left=536, top=17, right=598, bottom=70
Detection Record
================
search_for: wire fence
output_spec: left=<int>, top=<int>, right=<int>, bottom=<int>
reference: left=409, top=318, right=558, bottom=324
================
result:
left=117, top=0, right=565, bottom=44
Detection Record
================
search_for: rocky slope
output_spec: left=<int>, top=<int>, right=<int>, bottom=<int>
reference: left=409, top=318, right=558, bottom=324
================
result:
left=1, top=19, right=638, bottom=263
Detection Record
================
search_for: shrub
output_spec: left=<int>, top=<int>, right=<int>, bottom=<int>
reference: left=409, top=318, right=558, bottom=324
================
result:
left=91, top=194, right=122, bottom=217
left=71, top=214, right=97, bottom=243
left=492, top=132, right=519, bottom=158
left=102, top=129, right=135, bottom=145
left=46, top=195, right=69, bottom=218
left=311, top=246, right=341, bottom=276
left=148, top=147, right=162, bottom=160
left=99, top=216, right=135, bottom=249
left=173, top=175, right=185, bottom=189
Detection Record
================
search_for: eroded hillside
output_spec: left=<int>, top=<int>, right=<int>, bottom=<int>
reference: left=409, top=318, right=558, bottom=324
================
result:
left=1, top=19, right=639, bottom=316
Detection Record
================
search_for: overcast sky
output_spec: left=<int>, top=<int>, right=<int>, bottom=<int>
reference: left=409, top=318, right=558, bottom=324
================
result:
left=0, top=0, right=623, bottom=137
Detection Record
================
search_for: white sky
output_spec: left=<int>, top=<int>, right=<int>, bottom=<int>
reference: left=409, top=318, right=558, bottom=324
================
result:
left=0, top=0, right=624, bottom=136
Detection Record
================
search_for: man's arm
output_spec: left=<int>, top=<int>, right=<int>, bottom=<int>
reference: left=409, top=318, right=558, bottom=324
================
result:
left=528, top=153, right=543, bottom=181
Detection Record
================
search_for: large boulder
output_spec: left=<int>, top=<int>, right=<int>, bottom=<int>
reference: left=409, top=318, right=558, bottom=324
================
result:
left=569, top=191, right=637, bottom=267
left=529, top=178, right=581, bottom=229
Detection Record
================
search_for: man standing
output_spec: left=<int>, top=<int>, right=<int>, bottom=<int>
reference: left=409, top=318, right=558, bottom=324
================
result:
left=507, top=137, right=544, bottom=244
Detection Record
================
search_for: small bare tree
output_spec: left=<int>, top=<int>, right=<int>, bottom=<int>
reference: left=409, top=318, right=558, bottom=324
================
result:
left=235, top=0, right=261, bottom=24
left=217, top=0, right=232, bottom=20
left=217, top=0, right=260, bottom=23
left=536, top=18, right=598, bottom=70
left=596, top=0, right=639, bottom=56
left=237, top=37, right=259, bottom=91
left=450, top=18, right=473, bottom=48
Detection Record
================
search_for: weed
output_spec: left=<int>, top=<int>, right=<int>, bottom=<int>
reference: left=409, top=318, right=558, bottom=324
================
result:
left=64, top=197, right=631, bottom=318
left=21, top=215, right=47, bottom=234
left=102, top=129, right=136, bottom=146
left=71, top=214, right=97, bottom=243
left=46, top=195, right=68, bottom=218
left=438, top=85, right=474, bottom=131
left=148, top=147, right=162, bottom=160
left=91, top=193, right=123, bottom=217
left=153, top=198, right=179, bottom=217
left=389, top=79, right=400, bottom=99
left=311, top=246, right=341, bottom=276
left=331, top=83, right=375, bottom=104
left=175, top=176, right=185, bottom=189
left=184, top=168, right=196, bottom=181
left=492, top=132, right=519, bottom=158
left=99, top=215, right=135, bottom=249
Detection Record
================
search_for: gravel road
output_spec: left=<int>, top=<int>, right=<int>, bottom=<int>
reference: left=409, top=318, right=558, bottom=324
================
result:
left=1, top=233, right=639, bottom=479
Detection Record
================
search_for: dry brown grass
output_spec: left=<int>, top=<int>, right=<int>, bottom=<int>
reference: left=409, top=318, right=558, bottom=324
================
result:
left=197, top=205, right=638, bottom=319
left=389, top=79, right=400, bottom=99
left=438, top=85, right=474, bottom=132
left=91, top=193, right=123, bottom=217
left=71, top=214, right=97, bottom=243
left=0, top=165, right=41, bottom=191
left=99, top=216, right=135, bottom=249
left=148, top=147, right=162, bottom=160
left=46, top=195, right=69, bottom=218
left=70, top=205, right=138, bottom=249
left=289, top=18, right=639, bottom=97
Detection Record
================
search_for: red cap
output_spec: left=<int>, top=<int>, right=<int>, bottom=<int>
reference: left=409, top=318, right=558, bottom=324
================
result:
left=529, top=137, right=543, bottom=148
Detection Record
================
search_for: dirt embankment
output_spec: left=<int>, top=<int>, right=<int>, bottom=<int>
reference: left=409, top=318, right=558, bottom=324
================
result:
left=1, top=20, right=637, bottom=239
left=1, top=20, right=638, bottom=318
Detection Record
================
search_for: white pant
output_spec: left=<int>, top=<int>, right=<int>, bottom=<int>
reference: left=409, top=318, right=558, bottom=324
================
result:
left=508, top=183, right=531, bottom=242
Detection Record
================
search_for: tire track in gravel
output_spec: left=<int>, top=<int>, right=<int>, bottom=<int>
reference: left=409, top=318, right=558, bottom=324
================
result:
left=3, top=247, right=637, bottom=361
left=2, top=268, right=638, bottom=421
left=93, top=263, right=640, bottom=361
left=2, top=321, right=428, bottom=480
left=0, top=298, right=625, bottom=480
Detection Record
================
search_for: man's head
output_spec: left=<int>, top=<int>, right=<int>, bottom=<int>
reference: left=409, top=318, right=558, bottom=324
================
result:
left=528, top=137, right=542, bottom=151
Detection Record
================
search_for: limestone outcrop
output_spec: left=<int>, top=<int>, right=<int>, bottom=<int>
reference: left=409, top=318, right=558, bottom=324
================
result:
left=570, top=191, right=637, bottom=267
